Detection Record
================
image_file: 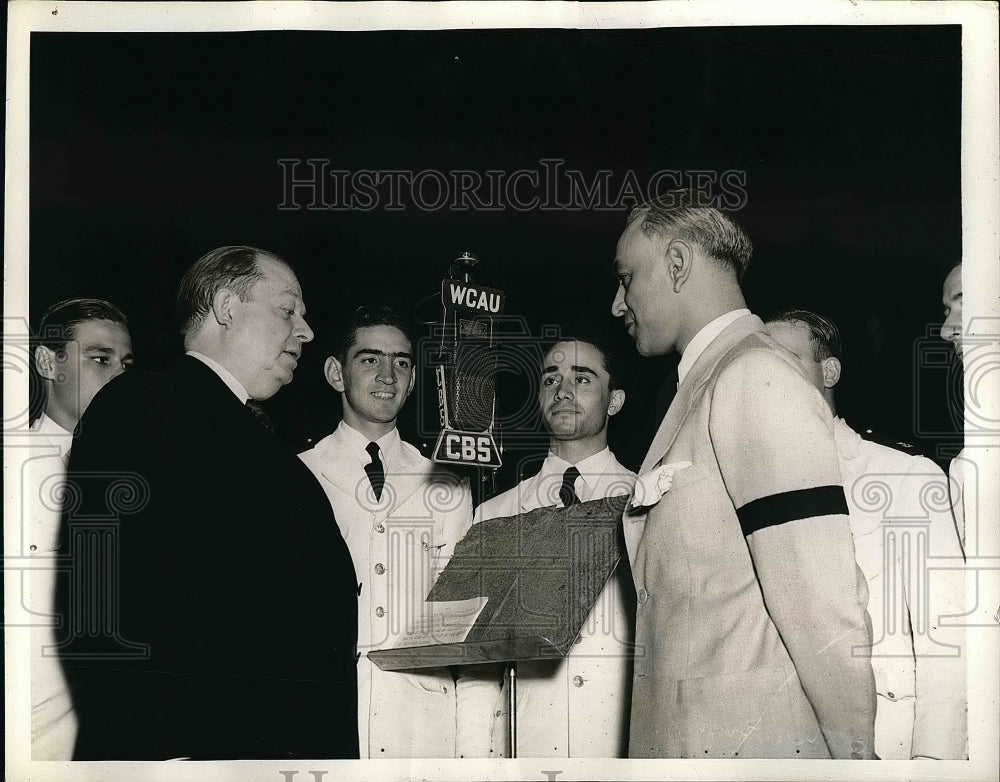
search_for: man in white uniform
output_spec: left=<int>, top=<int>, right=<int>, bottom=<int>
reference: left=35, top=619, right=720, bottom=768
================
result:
left=766, top=309, right=967, bottom=760
left=940, top=262, right=968, bottom=551
left=474, top=338, right=636, bottom=757
left=25, top=298, right=134, bottom=758
left=300, top=305, right=492, bottom=757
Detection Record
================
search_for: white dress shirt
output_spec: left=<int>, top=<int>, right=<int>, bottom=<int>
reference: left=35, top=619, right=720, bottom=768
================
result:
left=677, top=308, right=751, bottom=387
left=186, top=350, right=249, bottom=403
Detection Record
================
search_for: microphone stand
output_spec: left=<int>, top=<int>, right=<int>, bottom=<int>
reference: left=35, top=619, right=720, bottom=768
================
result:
left=507, top=661, right=517, bottom=757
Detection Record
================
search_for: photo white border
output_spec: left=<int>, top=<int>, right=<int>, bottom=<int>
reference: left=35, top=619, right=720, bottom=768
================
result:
left=5, top=2, right=998, bottom=781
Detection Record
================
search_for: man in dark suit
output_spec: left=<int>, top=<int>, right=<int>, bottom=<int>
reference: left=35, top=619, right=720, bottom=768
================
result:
left=612, top=194, right=877, bottom=758
left=57, top=246, right=358, bottom=760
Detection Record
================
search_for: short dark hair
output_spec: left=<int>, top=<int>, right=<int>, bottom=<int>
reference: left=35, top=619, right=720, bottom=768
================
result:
left=36, top=297, right=130, bottom=351
left=542, top=337, right=620, bottom=391
left=32, top=297, right=130, bottom=424
left=627, top=189, right=753, bottom=279
left=768, top=308, right=843, bottom=362
left=333, top=305, right=412, bottom=364
left=176, top=246, right=285, bottom=336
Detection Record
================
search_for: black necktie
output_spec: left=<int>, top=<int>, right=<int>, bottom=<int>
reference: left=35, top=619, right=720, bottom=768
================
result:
left=245, top=400, right=275, bottom=433
left=364, top=442, right=385, bottom=501
left=559, top=466, right=581, bottom=507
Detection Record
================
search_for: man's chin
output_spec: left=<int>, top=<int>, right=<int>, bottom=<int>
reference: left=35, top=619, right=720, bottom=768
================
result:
left=635, top=339, right=668, bottom=358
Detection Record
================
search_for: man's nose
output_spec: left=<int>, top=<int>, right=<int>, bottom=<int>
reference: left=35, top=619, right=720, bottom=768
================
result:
left=294, top=314, right=314, bottom=343
left=554, top=379, right=573, bottom=399
left=940, top=315, right=961, bottom=342
left=376, top=361, right=397, bottom=383
left=611, top=285, right=626, bottom=317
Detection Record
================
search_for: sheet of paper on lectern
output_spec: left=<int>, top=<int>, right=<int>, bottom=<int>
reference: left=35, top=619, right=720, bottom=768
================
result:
left=369, top=494, right=629, bottom=672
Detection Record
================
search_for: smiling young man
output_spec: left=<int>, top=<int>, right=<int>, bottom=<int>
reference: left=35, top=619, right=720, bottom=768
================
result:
left=57, top=246, right=358, bottom=760
left=611, top=192, right=876, bottom=759
left=472, top=338, right=637, bottom=757
left=299, top=305, right=493, bottom=758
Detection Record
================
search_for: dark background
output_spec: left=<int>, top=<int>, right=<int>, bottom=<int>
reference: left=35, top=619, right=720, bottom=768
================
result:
left=29, top=26, right=964, bottom=496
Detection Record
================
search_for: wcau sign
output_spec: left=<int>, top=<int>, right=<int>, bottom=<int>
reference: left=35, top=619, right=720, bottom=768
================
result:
left=441, top=280, right=505, bottom=314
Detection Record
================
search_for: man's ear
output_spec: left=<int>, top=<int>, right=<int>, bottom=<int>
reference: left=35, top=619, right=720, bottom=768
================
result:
left=665, top=239, right=694, bottom=293
left=324, top=356, right=346, bottom=392
left=211, top=288, right=237, bottom=329
left=404, top=365, right=417, bottom=399
left=821, top=356, right=842, bottom=390
left=34, top=345, right=57, bottom=380
left=607, top=388, right=626, bottom=417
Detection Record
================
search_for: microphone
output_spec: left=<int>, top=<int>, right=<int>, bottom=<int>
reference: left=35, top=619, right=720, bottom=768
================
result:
left=432, top=252, right=503, bottom=468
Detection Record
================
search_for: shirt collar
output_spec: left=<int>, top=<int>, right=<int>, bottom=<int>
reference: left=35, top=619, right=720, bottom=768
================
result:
left=541, top=447, right=614, bottom=496
left=677, top=308, right=751, bottom=387
left=338, top=420, right=401, bottom=469
left=187, top=351, right=250, bottom=404
left=32, top=412, right=73, bottom=440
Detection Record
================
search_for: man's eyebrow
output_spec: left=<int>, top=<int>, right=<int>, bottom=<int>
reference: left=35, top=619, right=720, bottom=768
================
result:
left=280, top=289, right=306, bottom=314
left=541, top=364, right=598, bottom=377
left=81, top=345, right=115, bottom=354
left=354, top=348, right=413, bottom=360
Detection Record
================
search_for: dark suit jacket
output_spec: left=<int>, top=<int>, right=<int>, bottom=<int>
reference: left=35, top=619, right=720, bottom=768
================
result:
left=56, top=356, right=359, bottom=760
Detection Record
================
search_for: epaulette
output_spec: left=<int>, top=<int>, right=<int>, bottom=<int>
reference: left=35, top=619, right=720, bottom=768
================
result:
left=858, top=428, right=927, bottom=457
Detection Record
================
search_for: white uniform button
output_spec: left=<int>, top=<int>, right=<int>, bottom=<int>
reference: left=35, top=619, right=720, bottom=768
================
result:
left=375, top=606, right=385, bottom=618
left=29, top=544, right=37, bottom=552
left=374, top=563, right=385, bottom=575
left=637, top=588, right=649, bottom=604
left=572, top=676, right=584, bottom=687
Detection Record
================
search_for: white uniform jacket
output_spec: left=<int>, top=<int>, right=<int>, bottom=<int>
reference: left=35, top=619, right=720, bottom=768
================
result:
left=300, top=422, right=493, bottom=758
left=834, top=418, right=967, bottom=759
left=17, top=414, right=78, bottom=759
left=473, top=448, right=637, bottom=757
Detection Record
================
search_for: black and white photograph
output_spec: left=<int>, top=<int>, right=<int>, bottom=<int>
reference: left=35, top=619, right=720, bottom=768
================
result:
left=4, top=2, right=998, bottom=781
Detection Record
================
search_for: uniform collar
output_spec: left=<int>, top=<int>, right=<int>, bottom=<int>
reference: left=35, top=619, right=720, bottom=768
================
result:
left=338, top=420, right=401, bottom=470
left=832, top=416, right=863, bottom=461
left=32, top=412, right=73, bottom=439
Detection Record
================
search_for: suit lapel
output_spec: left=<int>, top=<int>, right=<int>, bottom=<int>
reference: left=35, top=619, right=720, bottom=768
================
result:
left=639, top=314, right=765, bottom=474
